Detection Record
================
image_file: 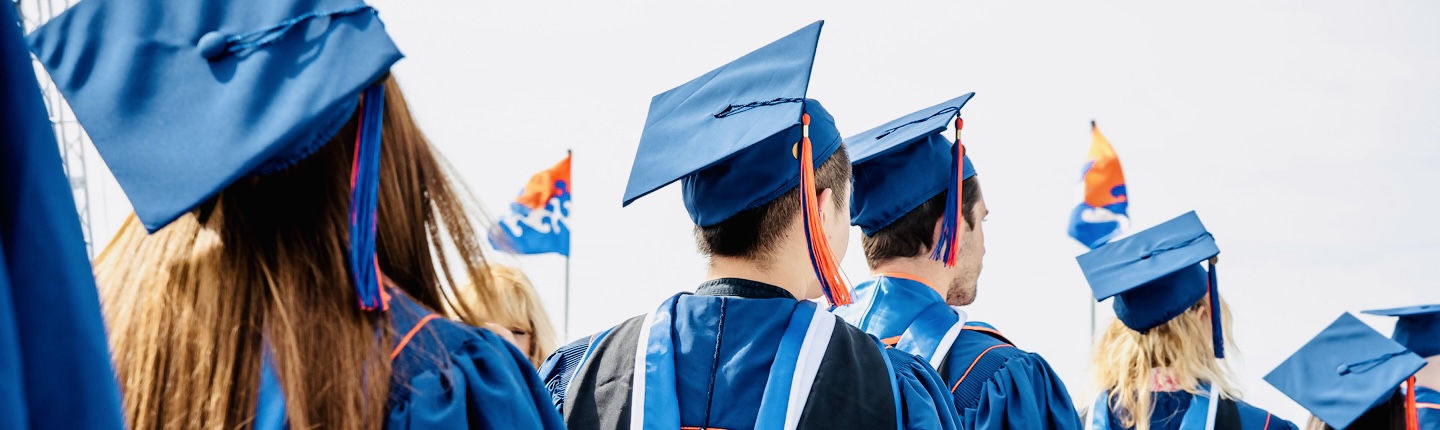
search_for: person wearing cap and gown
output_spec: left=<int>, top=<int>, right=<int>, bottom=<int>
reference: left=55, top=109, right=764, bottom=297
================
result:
left=1266, top=313, right=1430, bottom=430
left=831, top=95, right=1083, bottom=429
left=538, top=21, right=961, bottom=430
left=1075, top=212, right=1297, bottom=430
left=0, top=3, right=124, bottom=428
left=28, top=0, right=564, bottom=428
left=1364, top=305, right=1440, bottom=428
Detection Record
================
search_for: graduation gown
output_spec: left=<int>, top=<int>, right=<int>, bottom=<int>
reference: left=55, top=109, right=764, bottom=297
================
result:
left=1419, top=386, right=1440, bottom=429
left=1085, top=389, right=1297, bottom=430
left=539, top=278, right=961, bottom=430
left=833, top=274, right=1083, bottom=429
left=256, top=292, right=565, bottom=429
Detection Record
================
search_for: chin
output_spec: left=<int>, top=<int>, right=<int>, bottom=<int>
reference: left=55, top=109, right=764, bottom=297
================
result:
left=944, top=283, right=977, bottom=307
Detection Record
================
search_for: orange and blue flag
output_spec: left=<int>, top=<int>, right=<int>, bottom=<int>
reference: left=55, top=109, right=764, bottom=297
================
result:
left=1069, top=121, right=1129, bottom=249
left=490, top=153, right=571, bottom=256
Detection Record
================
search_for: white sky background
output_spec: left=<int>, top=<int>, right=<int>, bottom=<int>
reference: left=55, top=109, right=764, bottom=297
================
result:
left=70, top=0, right=1440, bottom=421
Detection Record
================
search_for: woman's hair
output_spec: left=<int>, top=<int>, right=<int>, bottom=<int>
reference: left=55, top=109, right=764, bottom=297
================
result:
left=93, top=75, right=501, bottom=430
left=1304, top=391, right=1408, bottom=430
left=464, top=265, right=558, bottom=368
left=1088, top=295, right=1239, bottom=430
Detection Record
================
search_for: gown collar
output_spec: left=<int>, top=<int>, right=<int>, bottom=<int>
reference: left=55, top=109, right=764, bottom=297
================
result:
left=696, top=278, right=797, bottom=300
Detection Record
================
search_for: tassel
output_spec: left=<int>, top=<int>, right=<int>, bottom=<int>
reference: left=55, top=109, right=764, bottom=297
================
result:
left=351, top=83, right=388, bottom=311
left=1208, top=260, right=1223, bottom=358
left=929, top=118, right=965, bottom=266
left=798, top=113, right=850, bottom=307
left=1408, top=376, right=1419, bottom=430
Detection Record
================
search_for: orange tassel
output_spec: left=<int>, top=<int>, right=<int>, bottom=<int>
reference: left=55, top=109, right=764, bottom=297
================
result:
left=1408, top=376, right=1419, bottom=430
left=799, top=113, right=850, bottom=306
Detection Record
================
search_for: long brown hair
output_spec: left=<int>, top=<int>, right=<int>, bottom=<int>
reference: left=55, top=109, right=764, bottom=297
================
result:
left=1088, top=296, right=1239, bottom=430
left=93, top=76, right=501, bottom=430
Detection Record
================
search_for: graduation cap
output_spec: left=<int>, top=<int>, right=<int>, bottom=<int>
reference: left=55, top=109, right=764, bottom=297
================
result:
left=621, top=21, right=851, bottom=306
left=28, top=0, right=402, bottom=310
left=1076, top=211, right=1228, bottom=357
left=847, top=93, right=977, bottom=266
left=1364, top=305, right=1440, bottom=358
left=1265, top=313, right=1428, bottom=429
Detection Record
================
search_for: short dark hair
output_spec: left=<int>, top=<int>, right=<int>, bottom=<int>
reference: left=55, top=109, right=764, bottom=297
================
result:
left=696, top=144, right=852, bottom=261
left=861, top=176, right=981, bottom=268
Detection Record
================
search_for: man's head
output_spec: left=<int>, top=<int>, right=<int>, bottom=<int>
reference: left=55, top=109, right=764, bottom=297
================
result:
left=696, top=145, right=853, bottom=297
left=862, top=176, right=986, bottom=305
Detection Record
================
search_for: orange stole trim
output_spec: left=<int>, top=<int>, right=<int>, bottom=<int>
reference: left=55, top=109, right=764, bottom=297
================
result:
left=1419, top=402, right=1440, bottom=410
left=881, top=335, right=903, bottom=347
left=390, top=314, right=441, bottom=360
left=949, top=344, right=1014, bottom=393
left=1263, top=413, right=1271, bottom=430
left=873, top=272, right=936, bottom=290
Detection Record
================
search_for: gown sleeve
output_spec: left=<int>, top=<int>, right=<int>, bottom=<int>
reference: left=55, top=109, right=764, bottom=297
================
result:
left=386, top=323, right=566, bottom=430
left=959, top=350, right=1084, bottom=430
left=537, top=336, right=592, bottom=415
left=888, top=348, right=964, bottom=430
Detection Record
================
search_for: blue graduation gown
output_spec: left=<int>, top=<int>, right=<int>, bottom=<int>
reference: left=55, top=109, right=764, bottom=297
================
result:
left=1088, top=390, right=1297, bottom=430
left=1419, top=386, right=1440, bottom=429
left=0, top=4, right=124, bottom=427
left=540, top=278, right=961, bottom=430
left=257, top=292, right=565, bottom=429
left=833, top=275, right=1083, bottom=429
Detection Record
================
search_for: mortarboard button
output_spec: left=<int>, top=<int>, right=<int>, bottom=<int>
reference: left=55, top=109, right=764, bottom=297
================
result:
left=197, top=32, right=228, bottom=59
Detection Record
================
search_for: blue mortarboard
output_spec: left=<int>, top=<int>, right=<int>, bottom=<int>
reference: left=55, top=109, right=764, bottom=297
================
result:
left=848, top=94, right=977, bottom=267
left=621, top=21, right=852, bottom=305
left=1076, top=211, right=1227, bottom=356
left=1363, top=304, right=1440, bottom=358
left=1265, top=313, right=1427, bottom=429
left=28, top=0, right=402, bottom=310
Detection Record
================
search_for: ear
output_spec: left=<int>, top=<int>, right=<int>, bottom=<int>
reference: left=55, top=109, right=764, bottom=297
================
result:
left=817, top=188, right=835, bottom=222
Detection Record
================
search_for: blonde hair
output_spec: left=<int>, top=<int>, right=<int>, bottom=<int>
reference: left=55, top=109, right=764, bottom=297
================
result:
left=93, top=76, right=500, bottom=430
left=1088, top=295, right=1239, bottom=430
left=460, top=265, right=557, bottom=368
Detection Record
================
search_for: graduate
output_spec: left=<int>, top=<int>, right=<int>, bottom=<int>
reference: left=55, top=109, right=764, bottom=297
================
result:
left=29, top=0, right=563, bottom=428
left=1364, top=305, right=1440, bottom=427
left=1075, top=212, right=1297, bottom=430
left=538, top=21, right=961, bottom=430
left=1266, top=313, right=1429, bottom=430
left=831, top=95, right=1083, bottom=429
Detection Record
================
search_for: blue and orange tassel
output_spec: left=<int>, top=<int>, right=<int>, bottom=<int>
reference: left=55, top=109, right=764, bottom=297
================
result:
left=929, top=118, right=966, bottom=267
left=798, top=113, right=851, bottom=307
left=351, top=83, right=389, bottom=311
left=1208, top=260, right=1222, bottom=358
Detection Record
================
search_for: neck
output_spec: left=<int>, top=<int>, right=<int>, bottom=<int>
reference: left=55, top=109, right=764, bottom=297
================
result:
left=707, top=252, right=817, bottom=302
left=870, top=258, right=948, bottom=300
left=1416, top=355, right=1440, bottom=390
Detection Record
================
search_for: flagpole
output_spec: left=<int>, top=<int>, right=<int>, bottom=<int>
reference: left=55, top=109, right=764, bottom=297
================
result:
left=564, top=254, right=571, bottom=341
left=564, top=149, right=572, bottom=341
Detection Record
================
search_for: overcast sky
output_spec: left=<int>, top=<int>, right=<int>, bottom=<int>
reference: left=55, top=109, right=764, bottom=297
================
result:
left=57, top=0, right=1440, bottom=421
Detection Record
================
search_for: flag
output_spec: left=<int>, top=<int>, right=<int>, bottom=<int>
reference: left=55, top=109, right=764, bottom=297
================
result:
left=0, top=3, right=125, bottom=428
left=489, top=153, right=572, bottom=256
left=1069, top=121, right=1130, bottom=249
